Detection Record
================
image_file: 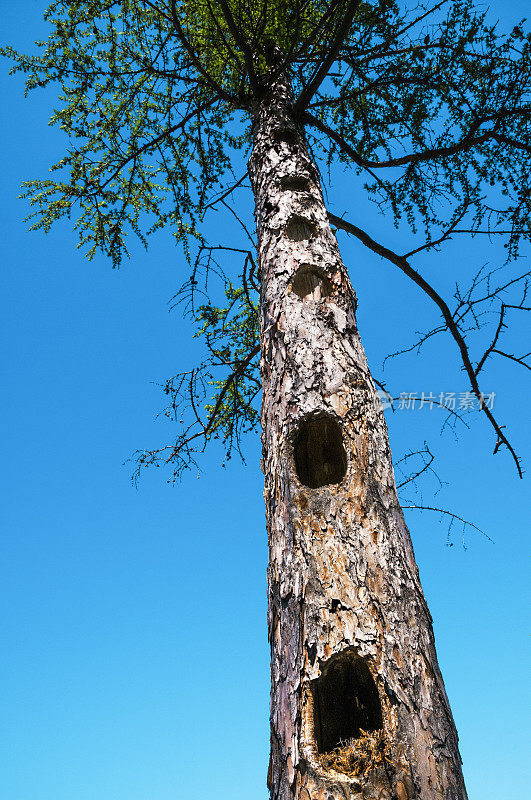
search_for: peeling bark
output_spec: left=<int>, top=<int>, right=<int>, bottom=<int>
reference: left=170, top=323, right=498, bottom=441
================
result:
left=248, top=71, right=468, bottom=800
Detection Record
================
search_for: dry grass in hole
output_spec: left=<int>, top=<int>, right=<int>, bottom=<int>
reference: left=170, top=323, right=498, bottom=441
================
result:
left=318, top=729, right=393, bottom=778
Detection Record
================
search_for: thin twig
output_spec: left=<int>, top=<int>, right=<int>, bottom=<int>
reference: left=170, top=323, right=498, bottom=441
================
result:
left=402, top=505, right=492, bottom=542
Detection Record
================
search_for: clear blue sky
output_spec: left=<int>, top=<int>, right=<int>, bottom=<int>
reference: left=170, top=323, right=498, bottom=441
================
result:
left=1, top=3, right=529, bottom=799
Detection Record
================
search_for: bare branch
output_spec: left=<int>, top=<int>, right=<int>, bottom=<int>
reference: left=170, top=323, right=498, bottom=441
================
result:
left=354, top=131, right=509, bottom=170
left=202, top=171, right=249, bottom=212
left=220, top=198, right=255, bottom=244
left=328, top=210, right=525, bottom=477
left=305, top=108, right=529, bottom=172
left=305, top=111, right=391, bottom=194
left=396, top=445, right=436, bottom=489
left=492, top=348, right=531, bottom=371
left=475, top=303, right=507, bottom=377
left=402, top=205, right=470, bottom=258
left=402, top=504, right=492, bottom=545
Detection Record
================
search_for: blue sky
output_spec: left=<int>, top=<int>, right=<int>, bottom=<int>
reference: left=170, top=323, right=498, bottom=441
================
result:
left=1, top=3, right=529, bottom=799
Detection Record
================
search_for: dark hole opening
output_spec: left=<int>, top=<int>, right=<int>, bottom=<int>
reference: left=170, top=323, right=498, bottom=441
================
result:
left=273, top=127, right=299, bottom=145
left=281, top=174, right=311, bottom=192
left=294, top=414, right=347, bottom=489
left=312, top=652, right=383, bottom=753
left=285, top=215, right=317, bottom=241
left=291, top=266, right=332, bottom=302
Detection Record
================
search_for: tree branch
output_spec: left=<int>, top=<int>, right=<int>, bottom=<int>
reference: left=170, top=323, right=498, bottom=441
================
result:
left=293, top=0, right=362, bottom=116
left=100, top=98, right=216, bottom=190
left=395, top=445, right=436, bottom=489
left=475, top=303, right=507, bottom=377
left=202, top=171, right=249, bottom=212
left=304, top=111, right=391, bottom=195
left=215, top=0, right=259, bottom=93
left=204, top=344, right=259, bottom=431
left=328, top=211, right=524, bottom=477
left=492, top=349, right=531, bottom=371
left=306, top=112, right=529, bottom=171
left=401, top=505, right=491, bottom=543
left=167, top=0, right=240, bottom=104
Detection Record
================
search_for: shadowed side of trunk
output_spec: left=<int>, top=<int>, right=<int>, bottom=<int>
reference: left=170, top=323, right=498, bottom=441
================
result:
left=248, top=71, right=468, bottom=800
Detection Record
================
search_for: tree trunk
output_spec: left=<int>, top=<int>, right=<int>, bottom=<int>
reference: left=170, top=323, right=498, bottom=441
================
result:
left=248, top=72, right=468, bottom=800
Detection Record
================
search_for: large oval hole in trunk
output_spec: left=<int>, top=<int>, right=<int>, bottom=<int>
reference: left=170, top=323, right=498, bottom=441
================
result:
left=293, top=413, right=347, bottom=488
left=312, top=651, right=383, bottom=753
left=291, top=266, right=332, bottom=302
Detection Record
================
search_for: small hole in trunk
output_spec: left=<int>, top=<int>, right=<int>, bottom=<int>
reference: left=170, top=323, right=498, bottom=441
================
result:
left=281, top=175, right=311, bottom=192
left=312, top=651, right=383, bottom=754
left=291, top=266, right=332, bottom=302
left=293, top=413, right=347, bottom=488
left=273, top=127, right=299, bottom=145
left=285, top=215, right=317, bottom=241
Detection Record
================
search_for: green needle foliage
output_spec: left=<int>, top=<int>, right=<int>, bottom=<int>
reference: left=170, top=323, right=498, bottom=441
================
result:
left=3, top=0, right=530, bottom=478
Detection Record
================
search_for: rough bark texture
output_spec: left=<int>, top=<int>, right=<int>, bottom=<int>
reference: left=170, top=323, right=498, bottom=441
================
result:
left=248, top=72, right=468, bottom=800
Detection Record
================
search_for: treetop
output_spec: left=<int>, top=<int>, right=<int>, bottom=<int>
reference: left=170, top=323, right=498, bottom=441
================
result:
left=3, top=0, right=529, bottom=264
left=2, top=1, right=530, bottom=481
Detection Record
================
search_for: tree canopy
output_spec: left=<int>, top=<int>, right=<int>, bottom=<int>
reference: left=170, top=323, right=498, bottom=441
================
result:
left=3, top=0, right=530, bottom=481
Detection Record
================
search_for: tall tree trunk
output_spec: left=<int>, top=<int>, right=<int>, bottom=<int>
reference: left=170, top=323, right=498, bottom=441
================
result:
left=248, top=72, right=468, bottom=800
